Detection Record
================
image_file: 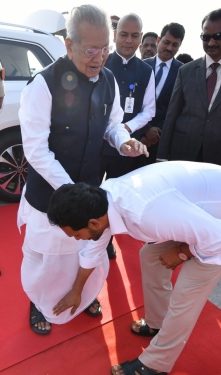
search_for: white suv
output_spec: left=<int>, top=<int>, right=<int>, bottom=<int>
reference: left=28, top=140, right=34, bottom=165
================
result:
left=0, top=17, right=66, bottom=201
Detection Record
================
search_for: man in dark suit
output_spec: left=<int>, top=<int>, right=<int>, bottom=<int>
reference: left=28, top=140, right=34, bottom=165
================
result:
left=157, top=8, right=221, bottom=165
left=142, top=23, right=185, bottom=164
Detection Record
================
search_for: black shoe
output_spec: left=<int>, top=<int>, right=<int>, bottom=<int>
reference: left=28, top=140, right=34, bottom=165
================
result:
left=111, top=358, right=168, bottom=375
left=131, top=318, right=159, bottom=337
left=106, top=243, right=116, bottom=259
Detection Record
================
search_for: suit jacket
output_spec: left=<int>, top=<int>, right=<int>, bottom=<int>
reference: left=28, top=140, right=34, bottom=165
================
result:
left=144, top=56, right=182, bottom=128
left=157, top=57, right=221, bottom=165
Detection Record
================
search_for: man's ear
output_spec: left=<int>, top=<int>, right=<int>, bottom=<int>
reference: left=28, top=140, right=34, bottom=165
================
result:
left=88, top=218, right=102, bottom=230
left=65, top=38, right=74, bottom=56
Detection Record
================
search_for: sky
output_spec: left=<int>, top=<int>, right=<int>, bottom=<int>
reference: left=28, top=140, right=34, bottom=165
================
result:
left=1, top=0, right=221, bottom=59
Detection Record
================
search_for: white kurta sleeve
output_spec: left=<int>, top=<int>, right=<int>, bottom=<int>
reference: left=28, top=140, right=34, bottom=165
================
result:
left=19, top=74, right=73, bottom=189
left=78, top=228, right=111, bottom=269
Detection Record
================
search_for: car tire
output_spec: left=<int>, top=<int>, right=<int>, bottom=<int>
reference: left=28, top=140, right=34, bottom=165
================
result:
left=0, top=129, right=27, bottom=202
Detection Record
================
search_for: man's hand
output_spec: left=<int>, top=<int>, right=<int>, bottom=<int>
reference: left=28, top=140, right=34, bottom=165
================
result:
left=53, top=289, right=81, bottom=316
left=159, top=248, right=183, bottom=270
left=120, top=138, right=149, bottom=158
left=141, top=127, right=161, bottom=147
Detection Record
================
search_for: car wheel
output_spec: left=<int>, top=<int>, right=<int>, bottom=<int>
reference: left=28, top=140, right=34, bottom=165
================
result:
left=0, top=130, right=28, bottom=202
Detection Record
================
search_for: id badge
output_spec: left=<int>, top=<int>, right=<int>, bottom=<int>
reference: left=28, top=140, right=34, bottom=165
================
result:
left=124, top=97, right=134, bottom=113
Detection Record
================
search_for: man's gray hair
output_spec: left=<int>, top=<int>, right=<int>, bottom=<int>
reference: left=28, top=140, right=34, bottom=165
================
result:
left=66, top=4, right=110, bottom=42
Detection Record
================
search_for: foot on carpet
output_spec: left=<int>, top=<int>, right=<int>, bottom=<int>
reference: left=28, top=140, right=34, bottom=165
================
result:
left=131, top=318, right=159, bottom=337
left=84, top=298, right=102, bottom=317
left=30, top=301, right=51, bottom=335
left=111, top=358, right=168, bottom=375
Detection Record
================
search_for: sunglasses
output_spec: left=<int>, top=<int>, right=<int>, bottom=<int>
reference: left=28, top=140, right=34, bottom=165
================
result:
left=200, top=32, right=221, bottom=42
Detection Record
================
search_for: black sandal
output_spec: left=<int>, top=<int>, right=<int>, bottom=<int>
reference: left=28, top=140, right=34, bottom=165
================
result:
left=84, top=298, right=102, bottom=317
left=131, top=319, right=159, bottom=337
left=29, top=302, right=51, bottom=335
left=111, top=358, right=168, bottom=375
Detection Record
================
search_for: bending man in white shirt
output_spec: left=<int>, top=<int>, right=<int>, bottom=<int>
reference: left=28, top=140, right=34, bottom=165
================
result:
left=47, top=160, right=221, bottom=375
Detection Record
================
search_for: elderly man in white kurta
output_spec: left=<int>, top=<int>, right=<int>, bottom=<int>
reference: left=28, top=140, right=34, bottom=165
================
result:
left=47, top=160, right=221, bottom=375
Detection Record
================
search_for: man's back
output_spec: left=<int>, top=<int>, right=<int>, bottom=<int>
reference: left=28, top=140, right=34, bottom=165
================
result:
left=103, top=160, right=221, bottom=264
left=103, top=160, right=221, bottom=213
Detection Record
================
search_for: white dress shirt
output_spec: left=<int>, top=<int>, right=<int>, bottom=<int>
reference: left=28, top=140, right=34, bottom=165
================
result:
left=100, top=160, right=221, bottom=265
left=155, top=56, right=173, bottom=99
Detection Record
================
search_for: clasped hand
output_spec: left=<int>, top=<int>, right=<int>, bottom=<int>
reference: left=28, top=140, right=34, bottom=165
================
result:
left=159, top=246, right=184, bottom=270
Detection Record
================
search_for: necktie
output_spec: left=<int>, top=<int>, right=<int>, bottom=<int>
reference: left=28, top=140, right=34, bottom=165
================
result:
left=155, top=62, right=166, bottom=87
left=207, top=63, right=220, bottom=104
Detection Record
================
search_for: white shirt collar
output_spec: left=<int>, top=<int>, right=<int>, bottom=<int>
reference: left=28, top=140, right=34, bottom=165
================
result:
left=89, top=75, right=99, bottom=83
left=116, top=51, right=136, bottom=65
left=205, top=54, right=221, bottom=69
left=156, top=55, right=173, bottom=70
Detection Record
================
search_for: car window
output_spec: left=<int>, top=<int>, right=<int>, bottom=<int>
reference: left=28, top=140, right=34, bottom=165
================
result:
left=0, top=39, right=52, bottom=80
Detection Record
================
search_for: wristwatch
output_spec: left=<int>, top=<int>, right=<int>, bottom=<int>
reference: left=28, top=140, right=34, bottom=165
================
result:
left=178, top=252, right=189, bottom=261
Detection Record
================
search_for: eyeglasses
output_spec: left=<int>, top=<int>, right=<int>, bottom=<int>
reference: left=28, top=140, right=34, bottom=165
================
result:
left=79, top=46, right=112, bottom=58
left=200, top=32, right=221, bottom=42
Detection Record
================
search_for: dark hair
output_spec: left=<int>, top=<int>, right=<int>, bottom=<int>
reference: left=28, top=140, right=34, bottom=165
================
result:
left=47, top=183, right=108, bottom=230
left=202, top=8, right=221, bottom=28
left=141, top=32, right=158, bottom=44
left=176, top=53, right=193, bottom=64
left=160, top=22, right=185, bottom=41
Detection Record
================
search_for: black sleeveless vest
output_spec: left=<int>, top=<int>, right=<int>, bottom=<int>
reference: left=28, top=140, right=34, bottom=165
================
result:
left=103, top=52, right=152, bottom=156
left=25, top=56, right=115, bottom=212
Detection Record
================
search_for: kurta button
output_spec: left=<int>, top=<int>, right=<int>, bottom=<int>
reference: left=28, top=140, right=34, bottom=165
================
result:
left=65, top=125, right=70, bottom=130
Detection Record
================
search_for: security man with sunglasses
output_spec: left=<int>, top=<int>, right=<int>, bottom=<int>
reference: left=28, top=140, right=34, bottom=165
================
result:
left=157, top=8, right=221, bottom=165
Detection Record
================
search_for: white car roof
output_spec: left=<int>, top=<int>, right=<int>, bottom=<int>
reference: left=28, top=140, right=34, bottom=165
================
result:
left=0, top=21, right=66, bottom=59
left=23, top=9, right=66, bottom=34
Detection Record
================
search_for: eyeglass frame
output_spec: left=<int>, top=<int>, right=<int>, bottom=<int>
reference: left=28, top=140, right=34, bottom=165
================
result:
left=200, top=32, right=221, bottom=42
left=78, top=45, right=112, bottom=58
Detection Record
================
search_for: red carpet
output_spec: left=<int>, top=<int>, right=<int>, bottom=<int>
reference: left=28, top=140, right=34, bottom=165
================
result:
left=0, top=204, right=144, bottom=370
left=1, top=204, right=221, bottom=374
